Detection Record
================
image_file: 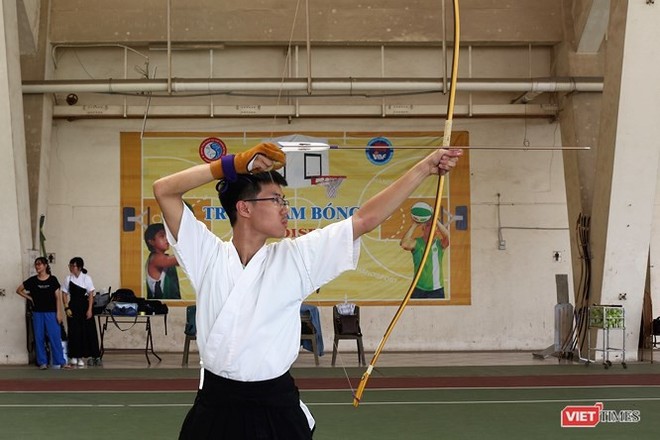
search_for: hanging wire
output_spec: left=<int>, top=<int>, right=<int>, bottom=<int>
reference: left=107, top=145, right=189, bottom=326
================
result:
left=552, top=212, right=592, bottom=360
left=563, top=213, right=591, bottom=361
left=269, top=0, right=303, bottom=137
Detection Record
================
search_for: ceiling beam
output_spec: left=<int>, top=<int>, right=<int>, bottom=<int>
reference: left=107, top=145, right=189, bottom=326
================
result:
left=577, top=0, right=610, bottom=53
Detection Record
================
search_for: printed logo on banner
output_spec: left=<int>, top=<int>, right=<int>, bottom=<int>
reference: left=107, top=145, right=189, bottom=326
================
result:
left=199, top=137, right=227, bottom=163
left=560, top=402, right=641, bottom=428
left=365, top=137, right=394, bottom=165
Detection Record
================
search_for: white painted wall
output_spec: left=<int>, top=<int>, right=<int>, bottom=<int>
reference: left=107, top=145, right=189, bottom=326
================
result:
left=41, top=117, right=573, bottom=353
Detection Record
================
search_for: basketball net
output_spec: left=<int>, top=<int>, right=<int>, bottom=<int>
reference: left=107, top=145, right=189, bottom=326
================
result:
left=311, top=176, right=345, bottom=198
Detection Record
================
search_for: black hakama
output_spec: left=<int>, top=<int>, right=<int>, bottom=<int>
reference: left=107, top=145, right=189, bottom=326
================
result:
left=179, top=370, right=313, bottom=440
left=66, top=282, right=100, bottom=359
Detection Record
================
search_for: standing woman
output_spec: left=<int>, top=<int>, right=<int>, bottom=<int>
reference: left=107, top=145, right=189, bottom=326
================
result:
left=62, top=257, right=101, bottom=367
left=16, top=257, right=69, bottom=370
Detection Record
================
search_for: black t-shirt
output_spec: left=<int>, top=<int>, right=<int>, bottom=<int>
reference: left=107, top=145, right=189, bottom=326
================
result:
left=23, top=275, right=61, bottom=313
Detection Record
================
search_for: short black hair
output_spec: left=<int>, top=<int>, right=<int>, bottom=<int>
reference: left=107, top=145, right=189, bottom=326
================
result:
left=144, top=223, right=165, bottom=252
left=217, top=171, right=288, bottom=226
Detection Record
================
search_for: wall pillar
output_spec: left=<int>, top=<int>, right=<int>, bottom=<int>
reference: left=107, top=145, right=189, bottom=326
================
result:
left=590, top=1, right=660, bottom=361
left=0, top=0, right=34, bottom=363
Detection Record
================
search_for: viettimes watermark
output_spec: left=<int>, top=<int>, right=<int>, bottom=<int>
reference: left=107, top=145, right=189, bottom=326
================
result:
left=561, top=402, right=641, bottom=428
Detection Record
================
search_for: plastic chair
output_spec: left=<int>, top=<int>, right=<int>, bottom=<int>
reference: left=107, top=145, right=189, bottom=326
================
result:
left=182, top=305, right=197, bottom=366
left=300, top=311, right=320, bottom=366
left=332, top=305, right=366, bottom=366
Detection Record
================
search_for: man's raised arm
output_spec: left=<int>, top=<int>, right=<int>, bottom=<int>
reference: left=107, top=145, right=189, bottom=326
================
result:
left=153, top=143, right=286, bottom=240
left=153, top=164, right=214, bottom=240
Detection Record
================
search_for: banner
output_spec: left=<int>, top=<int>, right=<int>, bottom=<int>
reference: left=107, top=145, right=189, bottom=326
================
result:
left=120, top=131, right=471, bottom=305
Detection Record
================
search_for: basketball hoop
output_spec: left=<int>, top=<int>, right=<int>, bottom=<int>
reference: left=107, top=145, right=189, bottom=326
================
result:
left=311, top=176, right=346, bottom=198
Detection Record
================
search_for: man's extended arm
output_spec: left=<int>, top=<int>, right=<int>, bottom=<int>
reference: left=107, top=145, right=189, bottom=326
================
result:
left=352, top=148, right=462, bottom=239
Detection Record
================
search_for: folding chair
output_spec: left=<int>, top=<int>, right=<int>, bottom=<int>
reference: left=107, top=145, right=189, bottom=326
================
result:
left=332, top=304, right=366, bottom=366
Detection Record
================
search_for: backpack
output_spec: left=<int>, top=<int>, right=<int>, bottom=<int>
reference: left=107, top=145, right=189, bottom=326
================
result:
left=107, top=289, right=138, bottom=316
left=111, top=288, right=138, bottom=303
left=138, top=299, right=169, bottom=315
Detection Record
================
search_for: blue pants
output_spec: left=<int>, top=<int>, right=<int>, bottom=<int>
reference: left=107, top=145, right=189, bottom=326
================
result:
left=32, top=312, right=66, bottom=367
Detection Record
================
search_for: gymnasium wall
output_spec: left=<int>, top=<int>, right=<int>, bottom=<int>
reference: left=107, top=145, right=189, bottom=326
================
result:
left=43, top=117, right=573, bottom=353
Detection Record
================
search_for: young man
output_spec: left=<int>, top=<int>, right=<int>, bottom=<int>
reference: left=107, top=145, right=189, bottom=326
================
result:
left=153, top=142, right=461, bottom=439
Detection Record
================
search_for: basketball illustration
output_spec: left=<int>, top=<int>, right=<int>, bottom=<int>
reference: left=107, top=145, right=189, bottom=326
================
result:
left=410, top=202, right=433, bottom=223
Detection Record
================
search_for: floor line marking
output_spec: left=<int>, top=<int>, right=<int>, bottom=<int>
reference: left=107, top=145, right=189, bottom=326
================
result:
left=300, top=385, right=660, bottom=392
left=1, top=396, right=659, bottom=409
left=7, top=384, right=654, bottom=395
left=306, top=396, right=660, bottom=406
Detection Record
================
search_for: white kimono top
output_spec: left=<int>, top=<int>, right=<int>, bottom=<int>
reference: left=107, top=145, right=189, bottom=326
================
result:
left=62, top=273, right=95, bottom=295
left=166, top=204, right=360, bottom=381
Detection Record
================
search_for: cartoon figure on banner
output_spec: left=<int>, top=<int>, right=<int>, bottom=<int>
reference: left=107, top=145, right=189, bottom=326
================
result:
left=144, top=223, right=181, bottom=299
left=399, top=202, right=451, bottom=299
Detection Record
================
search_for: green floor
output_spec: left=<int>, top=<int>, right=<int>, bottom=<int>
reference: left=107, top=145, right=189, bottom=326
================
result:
left=0, top=364, right=660, bottom=440
left=1, top=383, right=659, bottom=439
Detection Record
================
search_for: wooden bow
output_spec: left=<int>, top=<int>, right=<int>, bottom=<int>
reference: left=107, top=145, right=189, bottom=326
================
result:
left=353, top=0, right=461, bottom=407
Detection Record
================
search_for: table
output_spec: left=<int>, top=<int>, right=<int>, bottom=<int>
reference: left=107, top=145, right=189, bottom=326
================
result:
left=97, top=313, right=168, bottom=365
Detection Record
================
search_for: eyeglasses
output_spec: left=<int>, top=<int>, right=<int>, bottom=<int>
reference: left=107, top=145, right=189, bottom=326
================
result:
left=242, top=196, right=290, bottom=208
